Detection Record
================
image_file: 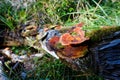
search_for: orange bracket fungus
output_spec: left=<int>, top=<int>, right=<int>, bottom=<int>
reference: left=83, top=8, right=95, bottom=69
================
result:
left=48, top=22, right=89, bottom=59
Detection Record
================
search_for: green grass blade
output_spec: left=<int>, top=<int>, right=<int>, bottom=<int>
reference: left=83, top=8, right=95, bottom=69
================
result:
left=92, top=0, right=108, bottom=17
left=0, top=15, right=14, bottom=30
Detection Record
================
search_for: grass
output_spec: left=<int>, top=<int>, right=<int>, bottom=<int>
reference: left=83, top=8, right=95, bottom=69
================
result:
left=64, top=0, right=120, bottom=29
left=0, top=0, right=120, bottom=80
left=0, top=0, right=38, bottom=30
left=0, top=0, right=120, bottom=29
left=6, top=54, right=103, bottom=80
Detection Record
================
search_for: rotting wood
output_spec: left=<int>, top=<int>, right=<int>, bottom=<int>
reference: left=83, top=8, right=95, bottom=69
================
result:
left=1, top=23, right=120, bottom=75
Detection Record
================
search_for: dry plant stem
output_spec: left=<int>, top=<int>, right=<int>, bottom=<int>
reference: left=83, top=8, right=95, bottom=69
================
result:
left=73, top=73, right=93, bottom=77
left=93, top=0, right=102, bottom=14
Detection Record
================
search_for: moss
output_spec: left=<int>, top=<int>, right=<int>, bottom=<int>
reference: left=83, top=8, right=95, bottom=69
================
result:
left=87, top=26, right=120, bottom=42
left=56, top=42, right=64, bottom=49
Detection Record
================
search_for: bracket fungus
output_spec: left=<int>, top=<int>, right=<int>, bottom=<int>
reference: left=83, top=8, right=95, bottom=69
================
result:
left=59, top=22, right=89, bottom=46
left=48, top=22, right=89, bottom=59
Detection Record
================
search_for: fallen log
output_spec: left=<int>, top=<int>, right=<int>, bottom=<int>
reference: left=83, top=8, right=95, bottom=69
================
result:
left=90, top=31, right=120, bottom=79
left=1, top=23, right=120, bottom=79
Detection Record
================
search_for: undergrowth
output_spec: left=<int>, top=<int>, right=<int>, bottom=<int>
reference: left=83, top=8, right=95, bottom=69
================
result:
left=0, top=0, right=120, bottom=80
